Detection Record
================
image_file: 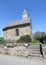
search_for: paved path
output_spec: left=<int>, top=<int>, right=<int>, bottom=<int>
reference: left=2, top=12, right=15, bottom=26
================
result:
left=0, top=54, right=46, bottom=65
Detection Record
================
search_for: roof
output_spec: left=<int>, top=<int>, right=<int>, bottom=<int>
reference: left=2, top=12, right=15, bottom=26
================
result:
left=3, top=18, right=31, bottom=30
left=7, top=19, right=30, bottom=27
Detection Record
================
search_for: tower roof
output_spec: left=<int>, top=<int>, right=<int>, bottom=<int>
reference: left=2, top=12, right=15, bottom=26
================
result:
left=23, top=9, right=28, bottom=14
left=22, top=10, right=29, bottom=20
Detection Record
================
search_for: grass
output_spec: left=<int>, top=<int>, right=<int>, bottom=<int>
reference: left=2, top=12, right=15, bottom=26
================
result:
left=29, top=39, right=40, bottom=45
left=30, top=42, right=39, bottom=45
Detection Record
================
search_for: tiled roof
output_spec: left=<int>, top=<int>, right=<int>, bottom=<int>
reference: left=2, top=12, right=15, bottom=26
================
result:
left=6, top=19, right=31, bottom=27
left=3, top=19, right=31, bottom=30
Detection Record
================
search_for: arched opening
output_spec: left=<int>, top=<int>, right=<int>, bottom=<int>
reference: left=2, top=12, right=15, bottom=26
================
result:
left=16, top=29, right=19, bottom=36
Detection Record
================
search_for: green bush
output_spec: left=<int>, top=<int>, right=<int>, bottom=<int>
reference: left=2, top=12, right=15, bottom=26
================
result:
left=0, top=37, right=5, bottom=44
left=16, top=35, right=31, bottom=43
left=31, top=39, right=40, bottom=43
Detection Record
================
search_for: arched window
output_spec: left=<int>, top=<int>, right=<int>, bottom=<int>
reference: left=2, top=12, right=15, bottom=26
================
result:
left=16, top=29, right=19, bottom=36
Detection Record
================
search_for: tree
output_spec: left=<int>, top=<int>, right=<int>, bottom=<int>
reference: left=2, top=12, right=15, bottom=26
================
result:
left=33, top=31, right=46, bottom=43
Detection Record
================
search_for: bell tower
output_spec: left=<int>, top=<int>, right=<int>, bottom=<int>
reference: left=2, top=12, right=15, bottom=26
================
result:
left=22, top=10, right=29, bottom=20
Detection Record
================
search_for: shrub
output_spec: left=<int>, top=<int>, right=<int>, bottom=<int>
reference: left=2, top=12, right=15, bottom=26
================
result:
left=16, top=35, right=31, bottom=43
left=31, top=39, right=40, bottom=43
left=0, top=37, right=5, bottom=44
left=32, top=40, right=39, bottom=43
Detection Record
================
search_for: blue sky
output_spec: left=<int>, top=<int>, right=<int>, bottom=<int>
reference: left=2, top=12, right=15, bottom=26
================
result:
left=0, top=0, right=46, bottom=37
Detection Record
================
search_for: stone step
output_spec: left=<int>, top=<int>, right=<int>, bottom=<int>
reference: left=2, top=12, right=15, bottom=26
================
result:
left=28, top=54, right=42, bottom=57
left=28, top=51, right=40, bottom=54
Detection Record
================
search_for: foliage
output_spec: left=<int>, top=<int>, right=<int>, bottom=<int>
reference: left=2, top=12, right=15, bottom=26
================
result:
left=16, top=35, right=31, bottom=43
left=31, top=39, right=40, bottom=43
left=33, top=31, right=46, bottom=43
left=29, top=39, right=40, bottom=45
left=0, top=37, right=5, bottom=44
left=33, top=31, right=42, bottom=40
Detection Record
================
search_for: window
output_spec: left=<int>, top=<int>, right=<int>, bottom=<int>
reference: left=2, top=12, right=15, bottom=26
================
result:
left=16, top=29, right=19, bottom=36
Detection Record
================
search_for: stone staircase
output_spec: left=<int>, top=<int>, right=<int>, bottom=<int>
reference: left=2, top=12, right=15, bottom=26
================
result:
left=28, top=44, right=42, bottom=57
left=3, top=43, right=43, bottom=58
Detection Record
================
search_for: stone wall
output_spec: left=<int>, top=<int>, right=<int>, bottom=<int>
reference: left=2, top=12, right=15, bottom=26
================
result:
left=2, top=44, right=42, bottom=58
left=0, top=43, right=46, bottom=58
left=42, top=44, right=46, bottom=58
left=4, top=25, right=32, bottom=41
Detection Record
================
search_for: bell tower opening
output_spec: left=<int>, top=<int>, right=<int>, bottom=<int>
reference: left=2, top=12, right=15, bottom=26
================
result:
left=22, top=10, right=29, bottom=20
